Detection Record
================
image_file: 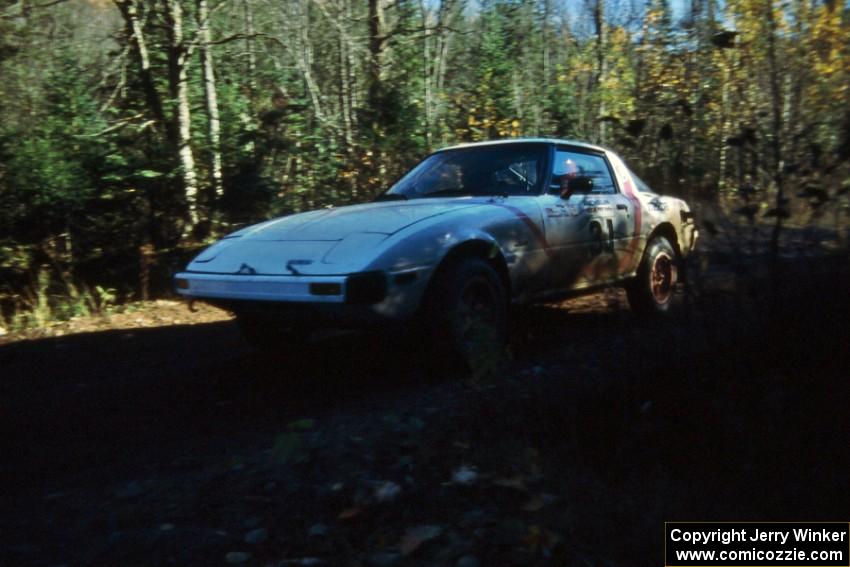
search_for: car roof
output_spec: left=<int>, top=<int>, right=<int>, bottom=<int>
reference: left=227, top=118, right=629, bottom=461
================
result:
left=435, top=137, right=609, bottom=154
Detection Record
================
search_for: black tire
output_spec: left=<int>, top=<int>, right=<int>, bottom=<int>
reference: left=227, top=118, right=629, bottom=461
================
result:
left=236, top=313, right=310, bottom=353
left=424, top=257, right=508, bottom=364
left=626, top=235, right=679, bottom=315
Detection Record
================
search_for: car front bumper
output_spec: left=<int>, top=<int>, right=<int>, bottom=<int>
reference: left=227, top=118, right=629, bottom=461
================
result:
left=173, top=267, right=433, bottom=324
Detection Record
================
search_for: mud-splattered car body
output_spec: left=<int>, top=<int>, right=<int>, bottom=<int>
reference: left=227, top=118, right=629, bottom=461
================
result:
left=175, top=139, right=697, bottom=341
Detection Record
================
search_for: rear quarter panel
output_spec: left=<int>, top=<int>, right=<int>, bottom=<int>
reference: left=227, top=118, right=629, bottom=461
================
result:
left=606, top=152, right=696, bottom=276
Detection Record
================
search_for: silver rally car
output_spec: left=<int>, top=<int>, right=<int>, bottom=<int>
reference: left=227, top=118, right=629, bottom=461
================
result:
left=175, top=139, right=697, bottom=353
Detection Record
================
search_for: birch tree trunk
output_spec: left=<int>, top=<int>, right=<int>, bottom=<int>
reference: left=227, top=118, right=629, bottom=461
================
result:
left=163, top=0, right=200, bottom=229
left=591, top=0, right=608, bottom=143
left=421, top=0, right=433, bottom=147
left=114, top=0, right=172, bottom=142
left=337, top=0, right=353, bottom=147
left=343, top=0, right=357, bottom=126
left=434, top=1, right=455, bottom=144
left=540, top=0, right=551, bottom=134
left=292, top=2, right=326, bottom=125
left=243, top=0, right=257, bottom=106
left=367, top=0, right=386, bottom=108
left=765, top=0, right=785, bottom=260
left=197, top=0, right=223, bottom=201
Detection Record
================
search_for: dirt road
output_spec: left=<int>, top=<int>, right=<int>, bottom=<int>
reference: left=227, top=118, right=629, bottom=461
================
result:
left=2, top=265, right=849, bottom=566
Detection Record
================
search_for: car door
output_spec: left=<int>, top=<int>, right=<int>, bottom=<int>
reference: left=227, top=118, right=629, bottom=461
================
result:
left=541, top=147, right=624, bottom=290
left=477, top=147, right=553, bottom=295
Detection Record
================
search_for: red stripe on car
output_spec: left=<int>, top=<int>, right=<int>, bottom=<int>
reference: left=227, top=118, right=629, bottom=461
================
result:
left=619, top=178, right=643, bottom=272
left=492, top=203, right=555, bottom=258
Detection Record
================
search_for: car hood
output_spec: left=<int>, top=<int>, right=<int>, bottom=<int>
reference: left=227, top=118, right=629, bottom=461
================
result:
left=236, top=200, right=479, bottom=241
left=187, top=200, right=481, bottom=275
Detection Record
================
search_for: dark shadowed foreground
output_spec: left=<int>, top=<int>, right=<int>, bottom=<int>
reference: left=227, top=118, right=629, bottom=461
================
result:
left=1, top=254, right=848, bottom=566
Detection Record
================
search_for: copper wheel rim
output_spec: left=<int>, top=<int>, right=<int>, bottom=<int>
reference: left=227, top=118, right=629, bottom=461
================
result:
left=650, top=253, right=674, bottom=304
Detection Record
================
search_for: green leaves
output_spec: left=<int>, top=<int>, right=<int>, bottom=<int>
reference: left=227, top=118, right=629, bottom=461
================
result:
left=138, top=169, right=164, bottom=179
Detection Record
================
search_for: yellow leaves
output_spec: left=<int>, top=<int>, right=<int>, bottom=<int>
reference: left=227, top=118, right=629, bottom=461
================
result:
left=798, top=1, right=850, bottom=108
left=727, top=0, right=790, bottom=43
left=572, top=60, right=594, bottom=75
left=644, top=7, right=664, bottom=27
left=466, top=108, right=521, bottom=138
left=609, top=26, right=631, bottom=46
left=810, top=3, right=846, bottom=80
left=493, top=118, right=523, bottom=138
left=502, top=119, right=522, bottom=138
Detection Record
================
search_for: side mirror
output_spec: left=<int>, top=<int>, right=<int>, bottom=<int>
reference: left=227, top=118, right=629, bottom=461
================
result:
left=560, top=175, right=594, bottom=199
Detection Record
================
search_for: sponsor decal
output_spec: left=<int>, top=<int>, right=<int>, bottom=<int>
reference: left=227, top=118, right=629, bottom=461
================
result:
left=285, top=259, right=313, bottom=275
left=546, top=204, right=581, bottom=218
left=585, top=204, right=615, bottom=217
left=649, top=197, right=668, bottom=212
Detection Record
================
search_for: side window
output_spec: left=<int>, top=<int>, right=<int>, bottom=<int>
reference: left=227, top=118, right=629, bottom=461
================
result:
left=551, top=150, right=616, bottom=194
left=630, top=170, right=655, bottom=194
left=491, top=157, right=541, bottom=194
left=610, top=152, right=656, bottom=194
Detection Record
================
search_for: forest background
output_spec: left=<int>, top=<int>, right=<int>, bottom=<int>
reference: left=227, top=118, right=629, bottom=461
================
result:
left=0, top=0, right=848, bottom=328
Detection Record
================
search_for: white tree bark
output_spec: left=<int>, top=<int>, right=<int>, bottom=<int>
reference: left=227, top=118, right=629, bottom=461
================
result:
left=243, top=0, right=257, bottom=103
left=420, top=0, right=433, bottom=146
left=115, top=0, right=168, bottom=136
left=337, top=0, right=353, bottom=147
left=592, top=0, right=608, bottom=143
left=197, top=0, right=223, bottom=200
left=164, top=0, right=200, bottom=228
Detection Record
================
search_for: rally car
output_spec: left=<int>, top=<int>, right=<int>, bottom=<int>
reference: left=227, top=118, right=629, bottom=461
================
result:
left=175, top=139, right=697, bottom=355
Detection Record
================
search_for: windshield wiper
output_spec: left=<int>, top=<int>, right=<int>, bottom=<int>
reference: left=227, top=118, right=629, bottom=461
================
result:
left=373, top=193, right=408, bottom=201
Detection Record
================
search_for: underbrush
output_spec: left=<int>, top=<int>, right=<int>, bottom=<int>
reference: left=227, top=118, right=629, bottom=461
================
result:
left=0, top=267, right=118, bottom=333
left=0, top=242, right=204, bottom=335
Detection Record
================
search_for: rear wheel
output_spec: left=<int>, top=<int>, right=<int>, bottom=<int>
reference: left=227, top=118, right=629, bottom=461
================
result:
left=626, top=235, right=678, bottom=315
left=236, top=313, right=310, bottom=352
left=425, top=257, right=508, bottom=365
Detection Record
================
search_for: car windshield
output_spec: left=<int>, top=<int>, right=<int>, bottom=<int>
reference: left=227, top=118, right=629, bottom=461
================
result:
left=382, top=143, right=548, bottom=199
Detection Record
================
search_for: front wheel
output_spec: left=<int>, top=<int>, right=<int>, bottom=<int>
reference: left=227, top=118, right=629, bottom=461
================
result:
left=425, top=257, right=508, bottom=365
left=626, top=236, right=679, bottom=315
